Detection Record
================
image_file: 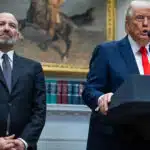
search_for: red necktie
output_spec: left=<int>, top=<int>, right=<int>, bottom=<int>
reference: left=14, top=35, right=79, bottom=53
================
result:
left=140, top=46, right=150, bottom=75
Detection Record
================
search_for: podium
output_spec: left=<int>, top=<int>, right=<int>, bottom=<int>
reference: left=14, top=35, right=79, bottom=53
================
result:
left=107, top=74, right=150, bottom=124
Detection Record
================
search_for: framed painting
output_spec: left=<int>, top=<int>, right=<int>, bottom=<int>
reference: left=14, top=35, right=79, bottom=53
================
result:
left=0, top=0, right=116, bottom=77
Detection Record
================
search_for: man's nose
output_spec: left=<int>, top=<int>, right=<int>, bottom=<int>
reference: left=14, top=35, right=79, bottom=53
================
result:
left=3, top=24, right=10, bottom=32
left=143, top=17, right=148, bottom=27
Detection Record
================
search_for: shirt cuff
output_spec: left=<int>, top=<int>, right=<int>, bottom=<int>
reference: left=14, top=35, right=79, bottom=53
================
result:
left=18, top=138, right=28, bottom=150
left=95, top=95, right=104, bottom=111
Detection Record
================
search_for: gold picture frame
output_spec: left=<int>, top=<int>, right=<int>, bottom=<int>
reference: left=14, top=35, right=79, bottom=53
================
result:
left=42, top=0, right=116, bottom=78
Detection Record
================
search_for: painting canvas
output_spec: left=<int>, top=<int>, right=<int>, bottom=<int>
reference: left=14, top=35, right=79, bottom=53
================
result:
left=0, top=0, right=109, bottom=72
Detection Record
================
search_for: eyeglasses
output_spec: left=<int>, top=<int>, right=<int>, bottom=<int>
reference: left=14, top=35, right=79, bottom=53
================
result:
left=135, top=15, right=150, bottom=22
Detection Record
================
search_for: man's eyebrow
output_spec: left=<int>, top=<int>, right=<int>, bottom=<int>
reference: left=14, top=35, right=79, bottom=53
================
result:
left=8, top=20, right=17, bottom=25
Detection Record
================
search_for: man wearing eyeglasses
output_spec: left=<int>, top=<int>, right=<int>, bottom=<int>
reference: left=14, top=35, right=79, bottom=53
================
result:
left=82, top=1, right=150, bottom=150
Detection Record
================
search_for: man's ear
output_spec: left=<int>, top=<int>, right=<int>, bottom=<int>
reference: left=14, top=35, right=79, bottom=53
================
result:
left=125, top=20, right=129, bottom=34
left=17, top=31, right=24, bottom=40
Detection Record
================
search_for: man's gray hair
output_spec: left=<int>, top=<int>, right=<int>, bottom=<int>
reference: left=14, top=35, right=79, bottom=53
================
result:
left=126, top=0, right=150, bottom=18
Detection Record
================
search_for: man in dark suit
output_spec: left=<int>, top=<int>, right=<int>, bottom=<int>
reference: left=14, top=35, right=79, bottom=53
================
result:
left=82, top=1, right=150, bottom=150
left=0, top=12, right=46, bottom=150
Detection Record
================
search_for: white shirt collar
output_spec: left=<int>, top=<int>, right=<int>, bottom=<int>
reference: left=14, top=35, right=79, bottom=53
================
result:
left=128, top=35, right=150, bottom=55
left=0, top=50, right=14, bottom=62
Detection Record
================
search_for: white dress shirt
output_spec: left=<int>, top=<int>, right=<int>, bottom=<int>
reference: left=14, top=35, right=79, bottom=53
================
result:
left=128, top=35, right=150, bottom=75
left=0, top=50, right=28, bottom=149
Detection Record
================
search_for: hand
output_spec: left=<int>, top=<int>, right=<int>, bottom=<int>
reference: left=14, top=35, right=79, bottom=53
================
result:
left=0, top=135, right=15, bottom=150
left=13, top=139, right=25, bottom=150
left=98, top=92, right=113, bottom=115
left=4, top=134, right=15, bottom=140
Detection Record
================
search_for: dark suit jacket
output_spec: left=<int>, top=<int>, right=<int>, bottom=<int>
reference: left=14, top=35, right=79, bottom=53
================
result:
left=82, top=36, right=140, bottom=150
left=0, top=53, right=46, bottom=150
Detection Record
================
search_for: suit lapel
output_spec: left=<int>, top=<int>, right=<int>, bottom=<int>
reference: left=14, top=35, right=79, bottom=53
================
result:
left=118, top=36, right=140, bottom=74
left=11, top=53, right=24, bottom=91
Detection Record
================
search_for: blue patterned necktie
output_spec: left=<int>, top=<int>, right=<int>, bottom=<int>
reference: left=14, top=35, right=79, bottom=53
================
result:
left=2, top=54, right=12, bottom=92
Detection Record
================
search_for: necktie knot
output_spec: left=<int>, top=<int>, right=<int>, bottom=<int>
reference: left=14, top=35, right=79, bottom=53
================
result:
left=140, top=46, right=150, bottom=75
left=140, top=46, right=147, bottom=55
left=2, top=53, right=9, bottom=61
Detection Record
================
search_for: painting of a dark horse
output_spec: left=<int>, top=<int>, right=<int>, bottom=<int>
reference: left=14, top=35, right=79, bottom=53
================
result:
left=18, top=0, right=94, bottom=61
left=18, top=0, right=75, bottom=61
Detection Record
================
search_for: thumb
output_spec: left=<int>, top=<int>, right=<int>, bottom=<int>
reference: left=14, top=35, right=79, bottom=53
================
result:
left=107, top=93, right=113, bottom=103
left=4, top=134, right=15, bottom=140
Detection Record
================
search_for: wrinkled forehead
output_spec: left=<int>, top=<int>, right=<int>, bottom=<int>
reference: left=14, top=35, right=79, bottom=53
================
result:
left=133, top=7, right=150, bottom=14
left=0, top=13, right=18, bottom=26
